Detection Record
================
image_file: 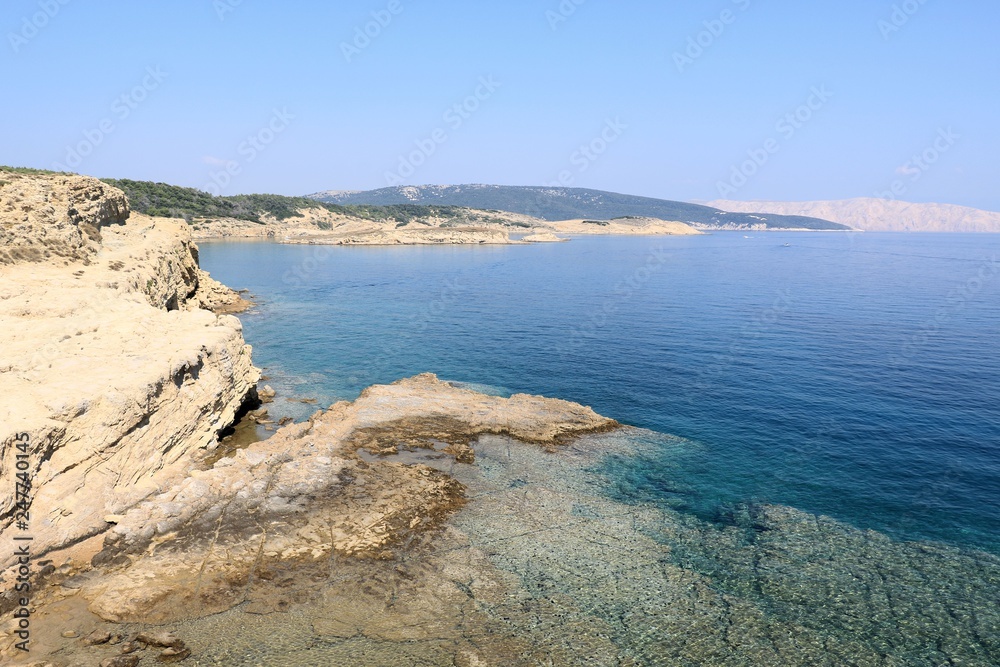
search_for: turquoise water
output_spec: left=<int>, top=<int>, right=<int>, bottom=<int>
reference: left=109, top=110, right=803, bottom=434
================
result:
left=199, top=233, right=1000, bottom=554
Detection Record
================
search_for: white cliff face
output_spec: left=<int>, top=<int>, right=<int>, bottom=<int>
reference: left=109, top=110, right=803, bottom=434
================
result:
left=0, top=173, right=259, bottom=573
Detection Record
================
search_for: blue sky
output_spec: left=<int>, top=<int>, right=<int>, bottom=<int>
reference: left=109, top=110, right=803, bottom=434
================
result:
left=3, top=0, right=998, bottom=209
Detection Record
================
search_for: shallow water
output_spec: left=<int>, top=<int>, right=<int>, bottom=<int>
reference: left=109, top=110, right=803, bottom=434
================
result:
left=163, top=429, right=1000, bottom=666
left=200, top=233, right=1000, bottom=553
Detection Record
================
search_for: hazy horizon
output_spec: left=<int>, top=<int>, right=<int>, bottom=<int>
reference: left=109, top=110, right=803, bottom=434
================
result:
left=4, top=0, right=998, bottom=210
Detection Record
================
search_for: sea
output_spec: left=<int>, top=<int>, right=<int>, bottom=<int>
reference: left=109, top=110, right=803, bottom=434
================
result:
left=199, top=232, right=1000, bottom=556
left=165, top=231, right=1000, bottom=664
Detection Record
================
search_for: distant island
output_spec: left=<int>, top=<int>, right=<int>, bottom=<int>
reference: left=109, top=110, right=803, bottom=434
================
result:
left=709, top=198, right=1000, bottom=233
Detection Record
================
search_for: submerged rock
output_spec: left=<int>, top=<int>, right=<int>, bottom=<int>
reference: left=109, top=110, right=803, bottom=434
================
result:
left=100, top=656, right=139, bottom=667
left=6, top=367, right=998, bottom=665
left=83, top=630, right=112, bottom=645
left=158, top=646, right=191, bottom=662
left=136, top=631, right=185, bottom=649
left=72, top=374, right=616, bottom=626
left=118, top=641, right=141, bottom=655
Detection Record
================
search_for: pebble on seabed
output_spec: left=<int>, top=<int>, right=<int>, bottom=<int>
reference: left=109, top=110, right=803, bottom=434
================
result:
left=83, top=630, right=112, bottom=646
left=100, top=654, right=140, bottom=667
left=160, top=646, right=193, bottom=662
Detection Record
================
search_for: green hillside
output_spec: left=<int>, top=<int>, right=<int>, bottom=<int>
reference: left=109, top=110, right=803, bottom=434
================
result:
left=101, top=179, right=496, bottom=226
left=309, top=184, right=851, bottom=231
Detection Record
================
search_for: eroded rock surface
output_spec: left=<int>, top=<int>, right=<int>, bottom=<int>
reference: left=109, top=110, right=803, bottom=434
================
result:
left=522, top=231, right=567, bottom=242
left=68, top=374, right=616, bottom=625
left=547, top=217, right=702, bottom=236
left=0, top=172, right=128, bottom=265
left=0, top=174, right=259, bottom=624
left=193, top=269, right=251, bottom=314
left=2, top=369, right=999, bottom=666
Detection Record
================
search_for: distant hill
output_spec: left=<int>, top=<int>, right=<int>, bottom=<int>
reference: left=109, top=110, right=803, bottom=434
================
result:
left=101, top=179, right=514, bottom=226
left=708, top=198, right=1000, bottom=233
left=308, top=185, right=850, bottom=231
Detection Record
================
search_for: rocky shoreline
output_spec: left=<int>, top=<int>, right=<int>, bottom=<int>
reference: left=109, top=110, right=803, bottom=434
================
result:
left=2, top=173, right=999, bottom=666
left=280, top=226, right=514, bottom=246
left=185, top=210, right=702, bottom=245
left=0, top=173, right=262, bottom=663
left=0, top=175, right=625, bottom=664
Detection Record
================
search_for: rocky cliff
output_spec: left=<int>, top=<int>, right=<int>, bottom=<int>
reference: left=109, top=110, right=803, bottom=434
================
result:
left=0, top=172, right=128, bottom=265
left=0, top=172, right=259, bottom=609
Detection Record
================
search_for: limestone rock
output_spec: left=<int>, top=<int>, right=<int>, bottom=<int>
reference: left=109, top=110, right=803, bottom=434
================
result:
left=547, top=217, right=701, bottom=236
left=186, top=205, right=545, bottom=242
left=0, top=174, right=260, bottom=612
left=0, top=171, right=128, bottom=265
left=45, top=375, right=618, bottom=625
left=137, top=631, right=185, bottom=648
left=193, top=269, right=250, bottom=314
left=83, top=630, right=112, bottom=645
left=522, top=231, right=566, bottom=242
left=158, top=646, right=191, bottom=662
left=283, top=226, right=512, bottom=246
left=119, top=641, right=140, bottom=654
left=100, top=656, right=139, bottom=667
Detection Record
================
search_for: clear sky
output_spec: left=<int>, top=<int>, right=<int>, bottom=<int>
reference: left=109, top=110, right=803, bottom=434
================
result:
left=3, top=0, right=998, bottom=210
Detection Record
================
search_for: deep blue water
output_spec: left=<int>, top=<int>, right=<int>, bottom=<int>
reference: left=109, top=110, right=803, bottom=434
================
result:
left=199, top=233, right=1000, bottom=553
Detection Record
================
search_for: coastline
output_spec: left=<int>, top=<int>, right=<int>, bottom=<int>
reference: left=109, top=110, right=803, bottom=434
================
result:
left=185, top=211, right=707, bottom=245
left=2, top=173, right=999, bottom=666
